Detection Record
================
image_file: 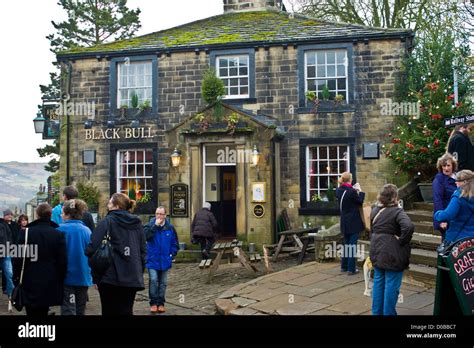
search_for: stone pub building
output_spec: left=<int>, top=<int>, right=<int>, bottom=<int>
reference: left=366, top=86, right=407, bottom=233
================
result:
left=56, top=0, right=412, bottom=246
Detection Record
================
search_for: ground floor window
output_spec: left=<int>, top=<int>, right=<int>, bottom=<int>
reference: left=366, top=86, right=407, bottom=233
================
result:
left=299, top=138, right=355, bottom=215
left=306, top=145, right=350, bottom=201
left=117, top=149, right=153, bottom=203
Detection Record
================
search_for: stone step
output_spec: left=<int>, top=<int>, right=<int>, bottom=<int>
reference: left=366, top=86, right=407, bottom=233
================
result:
left=357, top=240, right=437, bottom=287
left=412, top=202, right=434, bottom=211
left=360, top=232, right=441, bottom=251
left=406, top=210, right=433, bottom=223
left=411, top=232, right=441, bottom=251
left=410, top=248, right=438, bottom=267
left=413, top=221, right=438, bottom=236
left=404, top=264, right=437, bottom=288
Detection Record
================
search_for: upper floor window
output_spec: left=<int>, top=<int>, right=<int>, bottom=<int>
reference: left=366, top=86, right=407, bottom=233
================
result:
left=298, top=43, right=353, bottom=108
left=210, top=48, right=255, bottom=101
left=117, top=61, right=152, bottom=107
left=305, top=50, right=348, bottom=101
left=110, top=55, right=157, bottom=113
left=216, top=55, right=249, bottom=99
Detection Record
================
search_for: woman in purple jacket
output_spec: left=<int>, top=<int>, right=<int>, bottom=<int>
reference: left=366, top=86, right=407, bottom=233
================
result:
left=432, top=153, right=458, bottom=241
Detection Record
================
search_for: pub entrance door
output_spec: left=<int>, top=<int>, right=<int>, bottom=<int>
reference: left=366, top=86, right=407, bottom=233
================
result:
left=203, top=144, right=237, bottom=238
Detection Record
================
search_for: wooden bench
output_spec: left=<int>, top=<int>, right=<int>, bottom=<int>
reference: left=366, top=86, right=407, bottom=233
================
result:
left=203, top=240, right=257, bottom=283
left=249, top=253, right=262, bottom=263
left=272, top=227, right=318, bottom=262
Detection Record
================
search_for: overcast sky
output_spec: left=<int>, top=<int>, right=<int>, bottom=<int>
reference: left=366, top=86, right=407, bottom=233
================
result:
left=0, top=0, right=268, bottom=163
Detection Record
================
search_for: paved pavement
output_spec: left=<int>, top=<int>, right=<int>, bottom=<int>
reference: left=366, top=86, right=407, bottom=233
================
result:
left=215, top=261, right=435, bottom=315
left=0, top=257, right=302, bottom=316
left=0, top=257, right=435, bottom=316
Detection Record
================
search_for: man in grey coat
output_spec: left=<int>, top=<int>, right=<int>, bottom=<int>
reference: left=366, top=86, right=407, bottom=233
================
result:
left=191, top=202, right=218, bottom=260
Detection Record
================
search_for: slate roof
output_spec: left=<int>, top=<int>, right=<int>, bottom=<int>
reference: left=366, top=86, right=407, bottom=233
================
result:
left=58, top=10, right=412, bottom=59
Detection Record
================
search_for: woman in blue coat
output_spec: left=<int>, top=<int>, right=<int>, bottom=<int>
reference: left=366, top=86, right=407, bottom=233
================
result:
left=434, top=170, right=474, bottom=243
left=432, top=153, right=458, bottom=241
left=143, top=206, right=179, bottom=314
left=58, top=199, right=93, bottom=315
left=335, top=172, right=365, bottom=275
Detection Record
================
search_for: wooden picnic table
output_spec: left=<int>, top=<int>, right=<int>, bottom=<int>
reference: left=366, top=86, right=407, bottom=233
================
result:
left=199, top=240, right=258, bottom=283
left=272, top=227, right=319, bottom=262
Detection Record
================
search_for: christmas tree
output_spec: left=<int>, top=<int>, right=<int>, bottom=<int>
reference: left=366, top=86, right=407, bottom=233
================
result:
left=384, top=80, right=469, bottom=181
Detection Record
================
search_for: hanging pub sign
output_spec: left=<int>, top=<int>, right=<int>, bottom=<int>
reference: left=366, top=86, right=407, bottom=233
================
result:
left=444, top=114, right=474, bottom=127
left=171, top=183, right=188, bottom=217
left=446, top=236, right=474, bottom=315
left=42, top=100, right=61, bottom=140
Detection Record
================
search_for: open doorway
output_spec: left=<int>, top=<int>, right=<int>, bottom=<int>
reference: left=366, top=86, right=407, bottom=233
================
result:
left=203, top=145, right=237, bottom=238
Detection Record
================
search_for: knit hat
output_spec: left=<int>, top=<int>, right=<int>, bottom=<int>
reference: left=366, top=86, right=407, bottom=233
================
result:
left=3, top=209, right=13, bottom=217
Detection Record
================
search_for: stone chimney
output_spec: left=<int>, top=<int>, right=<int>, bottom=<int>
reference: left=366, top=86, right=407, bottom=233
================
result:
left=223, top=0, right=284, bottom=13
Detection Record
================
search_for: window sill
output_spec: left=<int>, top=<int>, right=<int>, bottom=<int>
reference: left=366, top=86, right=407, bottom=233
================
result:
left=299, top=201, right=340, bottom=216
left=223, top=98, right=257, bottom=105
left=112, top=108, right=157, bottom=119
left=134, top=201, right=155, bottom=215
left=298, top=103, right=355, bottom=114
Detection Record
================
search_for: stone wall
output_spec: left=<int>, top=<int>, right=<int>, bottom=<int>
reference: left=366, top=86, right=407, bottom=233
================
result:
left=60, top=37, right=408, bottom=242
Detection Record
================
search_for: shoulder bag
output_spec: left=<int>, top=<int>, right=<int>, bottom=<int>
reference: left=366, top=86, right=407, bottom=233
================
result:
left=11, top=228, right=28, bottom=311
left=89, top=219, right=113, bottom=276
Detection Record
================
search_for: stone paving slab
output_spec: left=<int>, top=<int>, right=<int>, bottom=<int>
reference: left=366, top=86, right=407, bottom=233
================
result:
left=216, top=261, right=435, bottom=316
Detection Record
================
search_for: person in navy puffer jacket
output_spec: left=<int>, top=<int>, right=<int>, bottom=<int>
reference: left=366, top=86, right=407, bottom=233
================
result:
left=435, top=170, right=474, bottom=243
left=143, top=206, right=179, bottom=314
left=432, top=153, right=458, bottom=241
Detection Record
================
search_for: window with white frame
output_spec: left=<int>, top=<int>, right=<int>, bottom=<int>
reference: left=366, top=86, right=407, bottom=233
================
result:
left=306, top=145, right=350, bottom=201
left=117, top=149, right=153, bottom=203
left=216, top=55, right=249, bottom=98
left=117, top=61, right=152, bottom=107
left=305, top=50, right=348, bottom=102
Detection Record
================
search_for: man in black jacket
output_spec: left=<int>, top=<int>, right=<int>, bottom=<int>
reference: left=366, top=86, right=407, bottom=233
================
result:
left=448, top=124, right=474, bottom=171
left=191, top=202, right=218, bottom=260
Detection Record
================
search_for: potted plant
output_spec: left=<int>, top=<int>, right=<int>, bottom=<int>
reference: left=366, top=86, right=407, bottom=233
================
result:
left=119, top=104, right=128, bottom=119
left=77, top=181, right=100, bottom=213
left=226, top=112, right=240, bottom=135
left=306, top=90, right=320, bottom=114
left=194, top=113, right=211, bottom=133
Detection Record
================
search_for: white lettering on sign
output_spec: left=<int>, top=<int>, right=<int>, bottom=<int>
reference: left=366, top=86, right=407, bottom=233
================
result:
left=85, top=127, right=155, bottom=141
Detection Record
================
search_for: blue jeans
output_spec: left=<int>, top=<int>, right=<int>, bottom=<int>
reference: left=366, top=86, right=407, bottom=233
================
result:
left=148, top=269, right=168, bottom=306
left=340, top=233, right=359, bottom=273
left=372, top=267, right=404, bottom=315
left=0, top=257, right=14, bottom=297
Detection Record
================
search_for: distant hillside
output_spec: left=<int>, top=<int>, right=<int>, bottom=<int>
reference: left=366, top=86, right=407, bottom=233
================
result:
left=0, top=162, right=50, bottom=212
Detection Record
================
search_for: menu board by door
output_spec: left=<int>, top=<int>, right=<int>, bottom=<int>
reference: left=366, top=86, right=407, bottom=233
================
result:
left=446, top=236, right=474, bottom=315
left=171, top=184, right=188, bottom=217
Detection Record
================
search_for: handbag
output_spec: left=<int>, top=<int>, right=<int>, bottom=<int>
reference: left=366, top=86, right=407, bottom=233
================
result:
left=11, top=228, right=28, bottom=311
left=89, top=220, right=113, bottom=276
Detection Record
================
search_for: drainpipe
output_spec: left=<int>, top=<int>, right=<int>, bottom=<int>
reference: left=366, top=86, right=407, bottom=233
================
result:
left=62, top=61, right=73, bottom=185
